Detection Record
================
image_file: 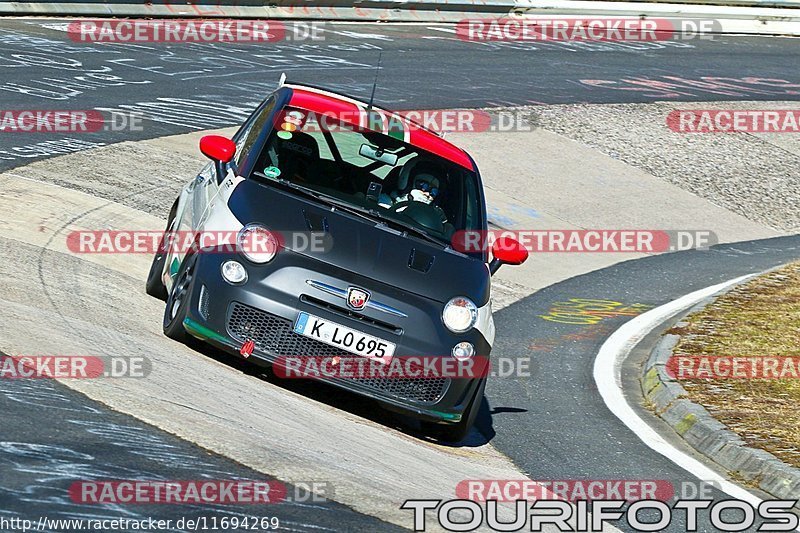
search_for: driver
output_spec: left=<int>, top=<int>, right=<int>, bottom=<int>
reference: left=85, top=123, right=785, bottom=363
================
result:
left=394, top=171, right=440, bottom=206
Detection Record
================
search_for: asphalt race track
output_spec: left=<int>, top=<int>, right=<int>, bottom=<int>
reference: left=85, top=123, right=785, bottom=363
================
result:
left=1, top=19, right=800, bottom=170
left=0, top=374, right=403, bottom=532
left=489, top=235, right=800, bottom=531
left=1, top=17, right=799, bottom=533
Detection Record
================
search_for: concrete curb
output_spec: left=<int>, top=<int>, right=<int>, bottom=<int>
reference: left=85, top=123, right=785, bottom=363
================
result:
left=641, top=292, right=800, bottom=506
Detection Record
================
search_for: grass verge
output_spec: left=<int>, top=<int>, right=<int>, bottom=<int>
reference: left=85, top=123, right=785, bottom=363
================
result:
left=667, top=262, right=800, bottom=468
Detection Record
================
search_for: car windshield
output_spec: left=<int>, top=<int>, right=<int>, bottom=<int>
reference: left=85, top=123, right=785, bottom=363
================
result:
left=248, top=106, right=483, bottom=246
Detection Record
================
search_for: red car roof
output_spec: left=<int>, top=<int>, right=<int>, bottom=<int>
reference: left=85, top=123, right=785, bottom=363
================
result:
left=286, top=85, right=476, bottom=171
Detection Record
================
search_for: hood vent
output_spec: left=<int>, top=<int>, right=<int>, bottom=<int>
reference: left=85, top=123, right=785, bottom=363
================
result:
left=303, top=210, right=329, bottom=232
left=408, top=248, right=435, bottom=273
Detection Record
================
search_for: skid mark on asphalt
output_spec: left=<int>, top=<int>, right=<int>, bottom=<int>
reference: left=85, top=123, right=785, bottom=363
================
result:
left=527, top=322, right=616, bottom=352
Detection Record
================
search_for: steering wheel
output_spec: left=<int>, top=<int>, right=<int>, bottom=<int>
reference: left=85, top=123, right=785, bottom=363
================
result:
left=389, top=200, right=446, bottom=234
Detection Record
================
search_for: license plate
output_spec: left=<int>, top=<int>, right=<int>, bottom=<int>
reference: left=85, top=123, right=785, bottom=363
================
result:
left=293, top=312, right=395, bottom=364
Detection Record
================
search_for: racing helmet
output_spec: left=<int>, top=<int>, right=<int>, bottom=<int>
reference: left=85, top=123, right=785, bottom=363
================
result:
left=397, top=155, right=445, bottom=196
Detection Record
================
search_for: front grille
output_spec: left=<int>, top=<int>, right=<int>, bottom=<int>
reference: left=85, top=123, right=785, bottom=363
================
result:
left=227, top=302, right=448, bottom=404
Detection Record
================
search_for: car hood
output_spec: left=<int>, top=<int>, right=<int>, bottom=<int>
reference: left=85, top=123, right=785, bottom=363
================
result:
left=227, top=180, right=490, bottom=306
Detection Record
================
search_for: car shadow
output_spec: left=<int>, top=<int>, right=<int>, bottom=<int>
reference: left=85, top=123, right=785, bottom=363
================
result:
left=186, top=338, right=527, bottom=448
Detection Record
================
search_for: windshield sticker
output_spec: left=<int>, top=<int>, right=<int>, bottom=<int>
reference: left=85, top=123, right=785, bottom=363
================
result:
left=263, top=166, right=281, bottom=179
left=277, top=130, right=293, bottom=140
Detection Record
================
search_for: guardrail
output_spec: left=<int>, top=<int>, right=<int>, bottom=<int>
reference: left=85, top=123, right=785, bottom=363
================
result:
left=2, top=0, right=799, bottom=34
left=514, top=0, right=800, bottom=34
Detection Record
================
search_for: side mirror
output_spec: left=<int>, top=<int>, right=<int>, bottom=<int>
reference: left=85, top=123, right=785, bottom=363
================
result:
left=200, top=135, right=236, bottom=163
left=200, top=135, right=236, bottom=183
left=489, top=237, right=528, bottom=275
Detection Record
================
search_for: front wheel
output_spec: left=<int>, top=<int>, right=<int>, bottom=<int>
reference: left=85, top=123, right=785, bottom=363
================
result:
left=423, top=378, right=486, bottom=443
left=163, top=251, right=197, bottom=342
left=146, top=200, right=178, bottom=300
left=145, top=249, right=168, bottom=300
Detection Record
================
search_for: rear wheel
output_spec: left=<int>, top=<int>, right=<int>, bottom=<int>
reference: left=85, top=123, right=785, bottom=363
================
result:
left=163, top=251, right=197, bottom=342
left=423, top=378, right=486, bottom=443
left=145, top=200, right=178, bottom=300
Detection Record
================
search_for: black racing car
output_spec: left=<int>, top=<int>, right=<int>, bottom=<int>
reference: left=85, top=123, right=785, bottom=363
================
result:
left=146, top=82, right=528, bottom=441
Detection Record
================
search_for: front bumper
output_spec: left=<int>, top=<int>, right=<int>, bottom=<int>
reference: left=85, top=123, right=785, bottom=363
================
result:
left=182, top=251, right=492, bottom=424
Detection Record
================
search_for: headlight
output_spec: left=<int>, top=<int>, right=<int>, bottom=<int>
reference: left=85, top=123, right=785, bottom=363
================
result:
left=442, top=297, right=478, bottom=333
left=237, top=224, right=278, bottom=264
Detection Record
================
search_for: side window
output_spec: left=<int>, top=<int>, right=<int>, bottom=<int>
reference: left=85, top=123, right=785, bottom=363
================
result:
left=463, top=171, right=481, bottom=231
left=233, top=96, right=276, bottom=169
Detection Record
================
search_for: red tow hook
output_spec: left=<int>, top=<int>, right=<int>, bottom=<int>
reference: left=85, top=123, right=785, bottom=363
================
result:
left=240, top=339, right=255, bottom=358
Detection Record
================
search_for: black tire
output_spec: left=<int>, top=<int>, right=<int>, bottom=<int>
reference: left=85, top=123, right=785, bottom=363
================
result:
left=423, top=378, right=486, bottom=443
left=162, top=251, right=197, bottom=342
left=145, top=200, right=178, bottom=300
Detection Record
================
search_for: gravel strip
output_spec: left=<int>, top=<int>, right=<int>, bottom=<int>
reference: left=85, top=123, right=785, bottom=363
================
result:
left=516, top=101, right=800, bottom=232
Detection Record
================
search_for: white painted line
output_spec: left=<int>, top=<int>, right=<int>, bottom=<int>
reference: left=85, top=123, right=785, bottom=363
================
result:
left=593, top=274, right=770, bottom=505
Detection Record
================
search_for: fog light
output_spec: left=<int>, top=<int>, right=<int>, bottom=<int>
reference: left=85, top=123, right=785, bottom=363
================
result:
left=221, top=260, right=247, bottom=285
left=451, top=342, right=474, bottom=361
